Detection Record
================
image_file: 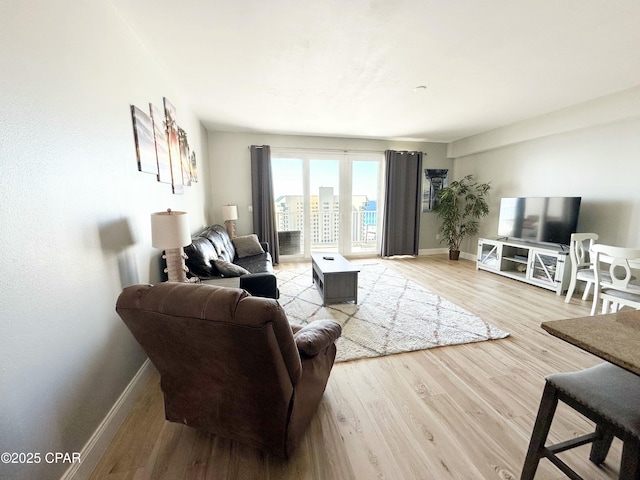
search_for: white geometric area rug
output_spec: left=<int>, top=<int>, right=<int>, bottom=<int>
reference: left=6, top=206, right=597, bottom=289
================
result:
left=276, top=263, right=509, bottom=363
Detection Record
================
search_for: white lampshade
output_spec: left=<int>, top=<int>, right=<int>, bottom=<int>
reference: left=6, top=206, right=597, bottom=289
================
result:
left=221, top=204, right=238, bottom=221
left=150, top=209, right=191, bottom=249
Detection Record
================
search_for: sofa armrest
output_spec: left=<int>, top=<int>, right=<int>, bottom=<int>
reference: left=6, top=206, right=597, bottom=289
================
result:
left=294, top=320, right=342, bottom=358
left=260, top=241, right=270, bottom=253
left=239, top=272, right=279, bottom=299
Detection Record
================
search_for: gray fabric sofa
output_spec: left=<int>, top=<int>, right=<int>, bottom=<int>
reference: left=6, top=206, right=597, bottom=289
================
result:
left=183, top=224, right=279, bottom=298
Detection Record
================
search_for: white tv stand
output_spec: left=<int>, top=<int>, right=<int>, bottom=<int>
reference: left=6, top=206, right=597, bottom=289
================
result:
left=476, top=237, right=570, bottom=296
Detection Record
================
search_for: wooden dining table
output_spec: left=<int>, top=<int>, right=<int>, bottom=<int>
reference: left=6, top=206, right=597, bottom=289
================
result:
left=541, top=309, right=640, bottom=375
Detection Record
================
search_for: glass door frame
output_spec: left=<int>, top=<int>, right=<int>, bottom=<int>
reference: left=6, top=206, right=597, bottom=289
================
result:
left=271, top=149, right=384, bottom=258
left=345, top=153, right=385, bottom=256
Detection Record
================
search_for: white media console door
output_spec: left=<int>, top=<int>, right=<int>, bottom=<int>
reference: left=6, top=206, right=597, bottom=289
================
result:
left=476, top=238, right=571, bottom=295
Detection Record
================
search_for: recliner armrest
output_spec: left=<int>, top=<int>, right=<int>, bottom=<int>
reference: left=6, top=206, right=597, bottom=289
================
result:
left=294, top=320, right=342, bottom=358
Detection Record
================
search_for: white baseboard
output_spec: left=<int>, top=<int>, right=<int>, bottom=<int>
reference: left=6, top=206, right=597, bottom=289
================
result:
left=418, top=247, right=449, bottom=256
left=60, top=359, right=155, bottom=480
left=459, top=251, right=476, bottom=261
left=418, top=248, right=476, bottom=261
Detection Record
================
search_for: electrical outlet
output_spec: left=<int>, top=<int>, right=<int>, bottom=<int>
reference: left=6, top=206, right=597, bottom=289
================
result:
left=436, top=234, right=441, bottom=240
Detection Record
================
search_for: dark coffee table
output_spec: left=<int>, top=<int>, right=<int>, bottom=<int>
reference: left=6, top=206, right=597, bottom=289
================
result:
left=311, top=253, right=360, bottom=306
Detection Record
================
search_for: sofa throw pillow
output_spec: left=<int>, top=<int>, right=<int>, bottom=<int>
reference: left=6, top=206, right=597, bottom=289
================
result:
left=294, top=320, right=342, bottom=357
left=213, top=260, right=250, bottom=277
left=232, top=234, right=264, bottom=258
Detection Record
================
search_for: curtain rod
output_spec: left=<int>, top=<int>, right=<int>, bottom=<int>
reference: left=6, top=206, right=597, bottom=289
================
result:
left=248, top=146, right=426, bottom=155
left=249, top=146, right=382, bottom=154
left=273, top=147, right=385, bottom=155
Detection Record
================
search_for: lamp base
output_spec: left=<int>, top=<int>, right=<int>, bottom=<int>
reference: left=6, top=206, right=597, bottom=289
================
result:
left=224, top=220, right=236, bottom=239
left=163, top=247, right=188, bottom=282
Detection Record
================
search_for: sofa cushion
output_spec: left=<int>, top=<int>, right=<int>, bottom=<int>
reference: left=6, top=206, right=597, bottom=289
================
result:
left=201, top=225, right=236, bottom=262
left=235, top=252, right=273, bottom=274
left=214, top=260, right=250, bottom=277
left=233, top=234, right=265, bottom=258
left=184, top=237, right=220, bottom=277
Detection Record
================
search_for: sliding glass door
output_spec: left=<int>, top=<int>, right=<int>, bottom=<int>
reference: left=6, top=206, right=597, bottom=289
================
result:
left=272, top=150, right=383, bottom=258
left=351, top=158, right=381, bottom=254
left=272, top=157, right=305, bottom=256
left=309, top=158, right=341, bottom=253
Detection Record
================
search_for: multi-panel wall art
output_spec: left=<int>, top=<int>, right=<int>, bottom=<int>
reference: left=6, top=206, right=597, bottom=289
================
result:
left=130, top=97, right=197, bottom=195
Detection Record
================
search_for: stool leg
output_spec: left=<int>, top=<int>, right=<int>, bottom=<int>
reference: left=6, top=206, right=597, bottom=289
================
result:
left=619, top=437, right=640, bottom=480
left=521, top=382, right=559, bottom=480
left=589, top=424, right=614, bottom=465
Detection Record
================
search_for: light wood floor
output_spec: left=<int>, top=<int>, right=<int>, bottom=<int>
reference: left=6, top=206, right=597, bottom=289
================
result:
left=91, top=255, right=624, bottom=480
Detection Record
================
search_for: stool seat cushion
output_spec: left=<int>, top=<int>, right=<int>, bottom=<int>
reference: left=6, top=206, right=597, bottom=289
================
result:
left=547, top=363, right=640, bottom=437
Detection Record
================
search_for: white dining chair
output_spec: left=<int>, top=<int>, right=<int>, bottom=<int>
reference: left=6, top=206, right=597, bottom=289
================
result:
left=590, top=244, right=640, bottom=316
left=564, top=233, right=599, bottom=304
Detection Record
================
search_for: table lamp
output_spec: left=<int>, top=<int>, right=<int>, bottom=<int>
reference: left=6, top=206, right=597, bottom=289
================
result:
left=151, top=209, right=191, bottom=282
left=221, top=204, right=238, bottom=238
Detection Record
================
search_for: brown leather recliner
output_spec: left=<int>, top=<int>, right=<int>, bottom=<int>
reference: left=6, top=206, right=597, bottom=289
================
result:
left=116, top=282, right=341, bottom=458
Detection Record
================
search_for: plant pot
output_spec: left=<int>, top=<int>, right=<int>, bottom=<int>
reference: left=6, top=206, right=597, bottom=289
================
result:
left=449, top=250, right=460, bottom=261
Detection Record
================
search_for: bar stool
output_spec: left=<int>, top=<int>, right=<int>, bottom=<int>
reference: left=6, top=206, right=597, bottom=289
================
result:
left=521, top=363, right=640, bottom=480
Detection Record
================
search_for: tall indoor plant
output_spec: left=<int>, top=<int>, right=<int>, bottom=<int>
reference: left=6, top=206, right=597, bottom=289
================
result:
left=434, top=174, right=492, bottom=260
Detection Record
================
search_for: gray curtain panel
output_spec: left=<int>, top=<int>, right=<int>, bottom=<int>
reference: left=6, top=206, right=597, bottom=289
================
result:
left=381, top=150, right=423, bottom=257
left=250, top=145, right=279, bottom=264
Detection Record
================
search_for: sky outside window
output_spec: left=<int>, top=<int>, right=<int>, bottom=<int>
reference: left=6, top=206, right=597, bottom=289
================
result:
left=272, top=157, right=379, bottom=200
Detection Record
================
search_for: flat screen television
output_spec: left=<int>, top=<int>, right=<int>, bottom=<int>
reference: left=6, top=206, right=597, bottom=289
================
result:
left=497, top=197, right=581, bottom=246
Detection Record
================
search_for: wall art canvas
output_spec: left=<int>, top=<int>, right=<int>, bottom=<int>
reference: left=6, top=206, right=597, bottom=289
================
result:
left=130, top=105, right=158, bottom=175
left=149, top=103, right=172, bottom=184
left=163, top=97, right=183, bottom=194
left=423, top=169, right=448, bottom=212
left=178, top=127, right=192, bottom=187
left=190, top=151, right=198, bottom=183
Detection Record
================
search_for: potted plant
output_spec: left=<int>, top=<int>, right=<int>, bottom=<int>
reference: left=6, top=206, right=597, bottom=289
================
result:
left=434, top=174, right=492, bottom=260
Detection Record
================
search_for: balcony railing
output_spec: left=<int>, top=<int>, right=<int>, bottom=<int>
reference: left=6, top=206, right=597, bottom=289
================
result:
left=276, top=209, right=378, bottom=254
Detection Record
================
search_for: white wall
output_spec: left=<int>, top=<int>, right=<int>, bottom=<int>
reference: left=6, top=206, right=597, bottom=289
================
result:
left=0, top=2, right=209, bottom=479
left=448, top=89, right=640, bottom=254
left=207, top=131, right=450, bottom=251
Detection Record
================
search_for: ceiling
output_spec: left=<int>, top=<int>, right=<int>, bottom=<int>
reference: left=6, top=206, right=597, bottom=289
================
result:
left=111, top=0, right=640, bottom=143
